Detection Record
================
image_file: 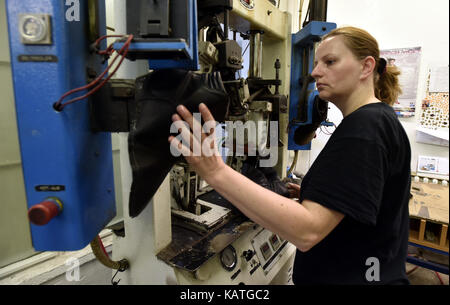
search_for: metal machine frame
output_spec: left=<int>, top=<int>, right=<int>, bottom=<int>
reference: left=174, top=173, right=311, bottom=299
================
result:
left=111, top=0, right=297, bottom=285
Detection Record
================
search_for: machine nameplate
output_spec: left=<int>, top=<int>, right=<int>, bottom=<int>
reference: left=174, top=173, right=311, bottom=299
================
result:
left=35, top=185, right=65, bottom=192
left=18, top=55, right=58, bottom=62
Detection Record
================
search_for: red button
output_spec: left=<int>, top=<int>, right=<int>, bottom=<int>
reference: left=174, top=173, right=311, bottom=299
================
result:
left=28, top=199, right=62, bottom=226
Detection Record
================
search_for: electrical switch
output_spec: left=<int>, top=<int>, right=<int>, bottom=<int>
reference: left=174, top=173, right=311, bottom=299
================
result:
left=28, top=198, right=63, bottom=225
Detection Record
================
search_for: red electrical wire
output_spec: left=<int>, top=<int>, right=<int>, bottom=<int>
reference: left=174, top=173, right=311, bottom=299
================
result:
left=55, top=34, right=133, bottom=110
left=54, top=34, right=134, bottom=111
left=95, top=34, right=125, bottom=46
left=54, top=45, right=123, bottom=107
left=98, top=43, right=115, bottom=56
left=56, top=35, right=128, bottom=101
left=97, top=235, right=109, bottom=258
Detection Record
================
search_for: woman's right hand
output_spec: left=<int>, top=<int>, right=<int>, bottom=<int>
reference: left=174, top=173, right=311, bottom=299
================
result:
left=287, top=182, right=301, bottom=199
left=168, top=103, right=227, bottom=185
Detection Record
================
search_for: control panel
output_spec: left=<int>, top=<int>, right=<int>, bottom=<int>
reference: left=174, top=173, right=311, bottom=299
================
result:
left=251, top=228, right=288, bottom=275
left=175, top=225, right=295, bottom=285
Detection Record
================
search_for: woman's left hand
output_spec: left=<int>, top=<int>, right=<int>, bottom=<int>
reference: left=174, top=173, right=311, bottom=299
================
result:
left=168, top=103, right=227, bottom=185
left=286, top=182, right=301, bottom=199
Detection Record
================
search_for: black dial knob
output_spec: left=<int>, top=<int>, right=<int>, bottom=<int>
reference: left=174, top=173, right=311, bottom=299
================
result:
left=243, top=250, right=254, bottom=262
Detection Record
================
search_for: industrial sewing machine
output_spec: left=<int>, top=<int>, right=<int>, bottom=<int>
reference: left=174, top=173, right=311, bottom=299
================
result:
left=6, top=0, right=335, bottom=284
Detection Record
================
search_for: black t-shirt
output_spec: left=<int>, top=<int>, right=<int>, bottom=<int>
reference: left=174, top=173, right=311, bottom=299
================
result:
left=293, top=102, right=411, bottom=285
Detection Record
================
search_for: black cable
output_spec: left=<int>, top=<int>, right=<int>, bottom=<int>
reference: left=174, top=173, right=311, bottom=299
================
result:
left=242, top=41, right=250, bottom=56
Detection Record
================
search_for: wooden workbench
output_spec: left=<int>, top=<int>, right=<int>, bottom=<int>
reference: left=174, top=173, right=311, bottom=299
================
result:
left=409, top=182, right=449, bottom=253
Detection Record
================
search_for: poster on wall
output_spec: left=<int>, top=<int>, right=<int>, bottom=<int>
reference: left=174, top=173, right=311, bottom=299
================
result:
left=419, top=92, right=449, bottom=129
left=380, top=47, right=421, bottom=118
left=416, top=66, right=449, bottom=147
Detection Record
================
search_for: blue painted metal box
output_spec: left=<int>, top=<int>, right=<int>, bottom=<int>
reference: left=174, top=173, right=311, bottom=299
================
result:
left=6, top=0, right=116, bottom=251
left=114, top=0, right=199, bottom=70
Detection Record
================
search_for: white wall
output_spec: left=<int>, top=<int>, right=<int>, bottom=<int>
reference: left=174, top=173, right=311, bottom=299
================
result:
left=305, top=0, right=449, bottom=175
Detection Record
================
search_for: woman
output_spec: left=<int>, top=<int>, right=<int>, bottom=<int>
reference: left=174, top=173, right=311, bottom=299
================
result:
left=168, top=26, right=411, bottom=284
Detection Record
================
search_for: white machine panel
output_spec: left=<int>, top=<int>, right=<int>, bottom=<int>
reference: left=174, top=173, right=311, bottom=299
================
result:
left=251, top=228, right=288, bottom=275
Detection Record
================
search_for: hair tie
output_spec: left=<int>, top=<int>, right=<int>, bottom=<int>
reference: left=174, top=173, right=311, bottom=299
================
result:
left=377, top=58, right=387, bottom=75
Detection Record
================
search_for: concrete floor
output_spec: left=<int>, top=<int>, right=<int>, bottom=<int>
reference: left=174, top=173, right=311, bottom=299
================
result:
left=406, top=245, right=449, bottom=285
left=41, top=259, right=448, bottom=285
left=406, top=263, right=449, bottom=285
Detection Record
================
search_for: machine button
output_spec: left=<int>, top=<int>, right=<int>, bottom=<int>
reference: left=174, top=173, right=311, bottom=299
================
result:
left=269, top=234, right=280, bottom=251
left=260, top=242, right=272, bottom=260
left=19, top=14, right=52, bottom=45
left=28, top=198, right=63, bottom=225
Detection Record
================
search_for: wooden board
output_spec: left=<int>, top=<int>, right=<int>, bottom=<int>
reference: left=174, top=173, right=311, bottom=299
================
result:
left=409, top=182, right=449, bottom=224
left=409, top=182, right=449, bottom=253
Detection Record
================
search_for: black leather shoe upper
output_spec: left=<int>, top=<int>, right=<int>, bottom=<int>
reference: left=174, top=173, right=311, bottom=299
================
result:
left=128, top=69, right=229, bottom=218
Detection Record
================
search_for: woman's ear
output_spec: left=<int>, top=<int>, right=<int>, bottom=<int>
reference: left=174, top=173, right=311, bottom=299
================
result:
left=360, top=56, right=376, bottom=80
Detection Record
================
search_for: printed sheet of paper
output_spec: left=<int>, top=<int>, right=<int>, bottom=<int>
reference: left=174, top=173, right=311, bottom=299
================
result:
left=381, top=47, right=421, bottom=117
left=416, top=126, right=449, bottom=147
left=429, top=66, right=449, bottom=93
left=417, top=155, right=449, bottom=176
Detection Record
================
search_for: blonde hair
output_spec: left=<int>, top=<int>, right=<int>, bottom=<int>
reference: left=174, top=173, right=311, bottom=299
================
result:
left=322, top=26, right=402, bottom=106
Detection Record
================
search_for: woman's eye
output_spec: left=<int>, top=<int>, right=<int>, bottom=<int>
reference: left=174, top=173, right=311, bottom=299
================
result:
left=326, top=60, right=335, bottom=65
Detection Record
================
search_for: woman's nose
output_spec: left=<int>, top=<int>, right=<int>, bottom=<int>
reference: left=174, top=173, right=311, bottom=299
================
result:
left=311, top=65, right=321, bottom=79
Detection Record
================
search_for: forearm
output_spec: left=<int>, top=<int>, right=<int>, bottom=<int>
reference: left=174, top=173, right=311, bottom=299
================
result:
left=207, top=165, right=318, bottom=251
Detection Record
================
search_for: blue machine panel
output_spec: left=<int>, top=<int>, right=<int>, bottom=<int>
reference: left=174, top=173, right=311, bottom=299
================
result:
left=114, top=0, right=199, bottom=70
left=288, top=21, right=336, bottom=151
left=6, top=0, right=116, bottom=251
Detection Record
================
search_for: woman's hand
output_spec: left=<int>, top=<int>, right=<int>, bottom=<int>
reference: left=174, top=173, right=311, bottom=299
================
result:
left=168, top=103, right=226, bottom=185
left=287, top=182, right=301, bottom=199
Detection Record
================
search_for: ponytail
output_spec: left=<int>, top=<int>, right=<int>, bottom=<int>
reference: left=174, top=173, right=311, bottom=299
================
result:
left=375, top=64, right=402, bottom=106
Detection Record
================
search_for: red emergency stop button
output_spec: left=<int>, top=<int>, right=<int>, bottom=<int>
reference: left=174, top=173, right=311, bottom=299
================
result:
left=28, top=198, right=63, bottom=226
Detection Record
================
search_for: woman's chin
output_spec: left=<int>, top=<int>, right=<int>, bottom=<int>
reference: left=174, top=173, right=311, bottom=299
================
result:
left=318, top=91, right=330, bottom=100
